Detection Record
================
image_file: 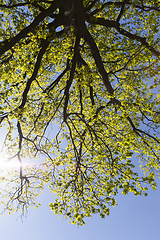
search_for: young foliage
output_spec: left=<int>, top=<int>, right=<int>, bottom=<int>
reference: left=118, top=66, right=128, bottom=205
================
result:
left=0, top=0, right=160, bottom=225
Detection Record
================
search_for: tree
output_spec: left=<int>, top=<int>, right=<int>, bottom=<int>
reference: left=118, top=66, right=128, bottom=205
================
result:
left=0, top=0, right=159, bottom=225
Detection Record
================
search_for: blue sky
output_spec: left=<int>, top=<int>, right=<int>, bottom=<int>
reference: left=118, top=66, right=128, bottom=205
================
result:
left=0, top=184, right=160, bottom=240
left=0, top=168, right=160, bottom=240
left=0, top=2, right=160, bottom=239
left=0, top=124, right=160, bottom=240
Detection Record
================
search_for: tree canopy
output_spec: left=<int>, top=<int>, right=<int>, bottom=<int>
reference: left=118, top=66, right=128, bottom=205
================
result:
left=0, top=0, right=160, bottom=225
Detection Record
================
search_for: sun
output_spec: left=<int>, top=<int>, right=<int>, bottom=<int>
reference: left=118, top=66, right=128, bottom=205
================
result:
left=0, top=153, right=20, bottom=179
left=0, top=151, right=39, bottom=177
left=0, top=151, right=33, bottom=178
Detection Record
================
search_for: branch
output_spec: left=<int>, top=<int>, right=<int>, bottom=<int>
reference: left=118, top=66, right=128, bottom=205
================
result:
left=135, top=5, right=160, bottom=12
left=63, top=36, right=80, bottom=121
left=89, top=86, right=95, bottom=106
left=83, top=27, right=114, bottom=94
left=19, top=40, right=49, bottom=109
left=44, top=59, right=70, bottom=93
left=17, top=121, right=23, bottom=193
left=126, top=115, right=160, bottom=145
left=27, top=103, right=45, bottom=137
left=89, top=1, right=160, bottom=16
left=115, top=27, right=160, bottom=57
left=79, top=88, right=83, bottom=114
left=85, top=14, right=119, bottom=28
left=0, top=0, right=58, bottom=56
left=88, top=1, right=125, bottom=15
left=91, top=99, right=160, bottom=145
left=0, top=2, right=31, bottom=8
left=65, top=121, right=79, bottom=158
left=22, top=136, right=54, bottom=163
left=85, top=0, right=99, bottom=11
left=0, top=113, right=9, bottom=124
left=86, top=15, right=160, bottom=57
left=117, top=0, right=128, bottom=22
left=0, top=49, right=14, bottom=65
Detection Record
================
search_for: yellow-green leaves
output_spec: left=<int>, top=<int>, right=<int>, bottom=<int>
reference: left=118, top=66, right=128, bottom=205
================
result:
left=0, top=0, right=160, bottom=226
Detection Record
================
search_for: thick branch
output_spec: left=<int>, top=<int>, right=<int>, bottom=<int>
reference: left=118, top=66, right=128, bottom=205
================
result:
left=83, top=27, right=114, bottom=94
left=0, top=1, right=58, bottom=56
left=115, top=27, right=160, bottom=57
left=85, top=14, right=119, bottom=28
left=63, top=36, right=80, bottom=121
left=19, top=40, right=49, bottom=109
left=86, top=15, right=159, bottom=57
left=73, top=1, right=114, bottom=94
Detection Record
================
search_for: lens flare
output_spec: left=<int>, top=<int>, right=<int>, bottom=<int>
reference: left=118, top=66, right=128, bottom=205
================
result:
left=0, top=152, right=35, bottom=177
